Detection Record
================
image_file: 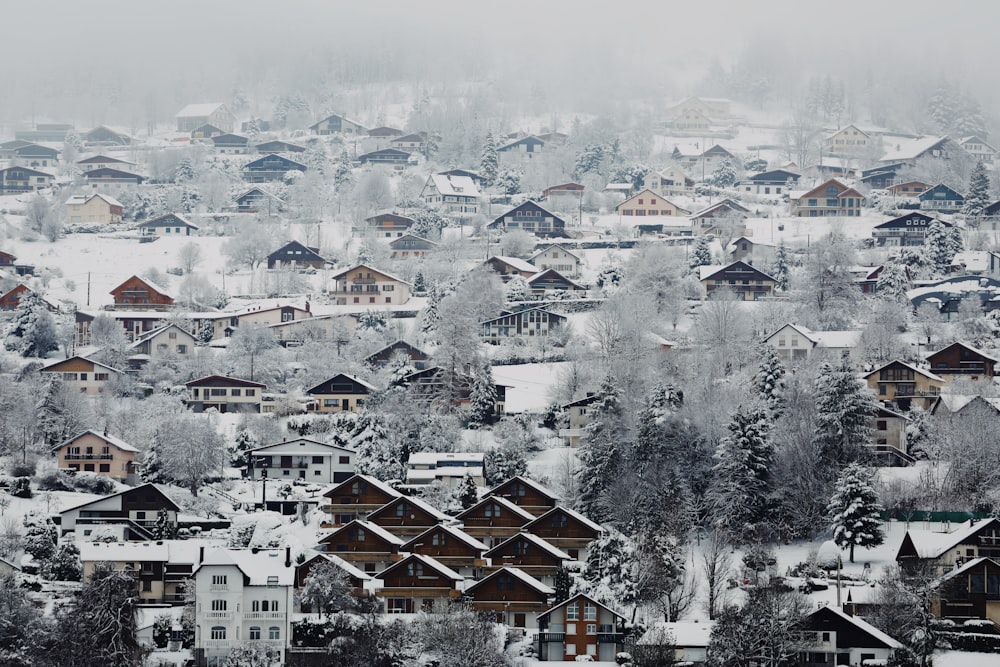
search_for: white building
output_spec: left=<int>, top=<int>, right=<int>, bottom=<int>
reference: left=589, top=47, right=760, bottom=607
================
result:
left=246, top=438, right=356, bottom=484
left=405, top=452, right=485, bottom=489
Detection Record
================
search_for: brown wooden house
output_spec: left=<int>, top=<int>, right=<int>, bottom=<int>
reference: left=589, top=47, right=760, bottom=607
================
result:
left=321, top=474, right=402, bottom=526
left=455, top=496, right=536, bottom=548
left=466, top=566, right=555, bottom=629
left=376, top=554, right=465, bottom=613
left=484, top=533, right=570, bottom=584
left=363, top=212, right=414, bottom=238
left=897, top=518, right=1000, bottom=576
left=926, top=342, right=998, bottom=382
left=536, top=593, right=627, bottom=662
left=523, top=506, right=603, bottom=561
left=934, top=557, right=1000, bottom=624
left=364, top=340, right=431, bottom=370
left=399, top=524, right=488, bottom=576
left=366, top=495, right=450, bottom=538
left=315, top=519, right=405, bottom=574
left=486, top=476, right=559, bottom=517
left=699, top=261, right=777, bottom=300
left=0, top=284, right=32, bottom=311
left=483, top=255, right=538, bottom=280
left=110, top=275, right=174, bottom=311
left=58, top=483, right=180, bottom=540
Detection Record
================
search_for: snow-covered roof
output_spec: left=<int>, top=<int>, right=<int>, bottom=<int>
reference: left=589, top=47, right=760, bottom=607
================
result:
left=881, top=136, right=949, bottom=162
left=487, top=255, right=537, bottom=273
left=527, top=506, right=604, bottom=535
left=379, top=553, right=464, bottom=581
left=66, top=192, right=124, bottom=208
left=927, top=341, right=1000, bottom=364
left=428, top=174, right=480, bottom=198
left=404, top=523, right=488, bottom=553
left=307, top=551, right=372, bottom=581
left=176, top=103, right=227, bottom=118
left=901, top=519, right=1000, bottom=559
left=248, top=437, right=355, bottom=455
left=638, top=621, right=714, bottom=647
left=486, top=532, right=571, bottom=561
left=326, top=474, right=402, bottom=501
left=487, top=475, right=560, bottom=501
left=376, top=494, right=451, bottom=523
left=56, top=429, right=139, bottom=453
left=529, top=244, right=582, bottom=262
left=864, top=360, right=944, bottom=384
left=950, top=251, right=991, bottom=273
left=457, top=495, right=535, bottom=523
left=79, top=539, right=204, bottom=564
left=466, top=566, right=554, bottom=595
left=408, top=452, right=485, bottom=466
left=198, top=547, right=296, bottom=586
left=130, top=323, right=193, bottom=348
left=808, top=330, right=861, bottom=349
left=329, top=263, right=411, bottom=285
left=138, top=213, right=199, bottom=230
left=814, top=605, right=903, bottom=650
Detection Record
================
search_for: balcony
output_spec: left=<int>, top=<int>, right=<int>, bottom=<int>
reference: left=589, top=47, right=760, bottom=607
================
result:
left=350, top=277, right=377, bottom=284
left=210, top=584, right=229, bottom=592
left=202, top=639, right=284, bottom=651
left=597, top=632, right=625, bottom=643
left=64, top=454, right=114, bottom=461
left=244, top=611, right=286, bottom=620
left=204, top=611, right=232, bottom=620
left=537, top=632, right=566, bottom=643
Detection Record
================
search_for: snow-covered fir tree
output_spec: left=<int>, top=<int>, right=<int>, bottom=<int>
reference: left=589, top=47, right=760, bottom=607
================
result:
left=574, top=143, right=605, bottom=179
left=580, top=528, right=637, bottom=611
left=711, top=159, right=737, bottom=188
left=480, top=131, right=499, bottom=186
left=575, top=375, right=626, bottom=522
left=504, top=275, right=530, bottom=302
left=483, top=445, right=527, bottom=486
left=709, top=406, right=774, bottom=544
left=420, top=287, right=442, bottom=337
left=412, top=270, right=427, bottom=294
left=813, top=352, right=878, bottom=468
left=4, top=290, right=59, bottom=357
left=353, top=413, right=403, bottom=481
left=874, top=263, right=910, bottom=304
left=772, top=242, right=790, bottom=291
left=924, top=220, right=957, bottom=277
left=688, top=235, right=714, bottom=275
left=754, top=345, right=786, bottom=417
left=454, top=474, right=479, bottom=510
left=42, top=541, right=82, bottom=581
left=828, top=463, right=885, bottom=563
left=963, top=161, right=991, bottom=217
left=468, top=360, right=498, bottom=428
left=230, top=429, right=259, bottom=467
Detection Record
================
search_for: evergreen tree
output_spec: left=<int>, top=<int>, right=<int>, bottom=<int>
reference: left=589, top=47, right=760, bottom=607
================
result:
left=197, top=321, right=215, bottom=344
left=4, top=291, right=59, bottom=357
left=483, top=445, right=527, bottom=487
left=581, top=529, right=638, bottom=610
left=709, top=407, right=774, bottom=544
left=412, top=270, right=427, bottom=294
left=553, top=566, right=573, bottom=604
left=231, top=429, right=259, bottom=467
left=504, top=275, right=530, bottom=302
left=299, top=560, right=354, bottom=617
left=36, top=375, right=70, bottom=449
left=772, top=242, right=790, bottom=291
left=575, top=376, right=627, bottom=522
left=454, top=474, right=479, bottom=510
left=711, top=159, right=737, bottom=188
left=420, top=287, right=442, bottom=337
left=496, top=167, right=522, bottom=195
left=828, top=463, right=885, bottom=563
left=480, top=132, right=499, bottom=186
left=813, top=352, right=878, bottom=468
left=875, top=263, right=910, bottom=304
left=333, top=150, right=353, bottom=189
left=924, top=220, right=956, bottom=277
left=755, top=346, right=786, bottom=416
left=42, top=541, right=82, bottom=581
left=151, top=508, right=173, bottom=540
left=468, top=360, right=498, bottom=428
left=174, top=157, right=195, bottom=183
left=688, top=235, right=714, bottom=275
left=963, top=161, right=991, bottom=217
left=573, top=143, right=605, bottom=179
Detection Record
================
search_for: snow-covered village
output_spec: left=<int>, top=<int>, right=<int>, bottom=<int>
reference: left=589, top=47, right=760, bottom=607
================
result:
left=6, top=2, right=1000, bottom=666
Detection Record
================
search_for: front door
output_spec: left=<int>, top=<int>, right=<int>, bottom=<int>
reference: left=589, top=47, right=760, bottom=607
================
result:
left=342, top=399, right=350, bottom=411
left=514, top=613, right=526, bottom=628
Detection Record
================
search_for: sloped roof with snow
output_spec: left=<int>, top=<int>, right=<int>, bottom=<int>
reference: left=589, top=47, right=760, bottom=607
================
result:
left=176, top=103, right=227, bottom=118
left=487, top=255, right=537, bottom=273
left=428, top=174, right=480, bottom=198
left=900, top=518, right=1000, bottom=559
left=466, top=566, right=554, bottom=595
left=198, top=547, right=296, bottom=585
left=881, top=136, right=949, bottom=162
left=56, top=429, right=138, bottom=453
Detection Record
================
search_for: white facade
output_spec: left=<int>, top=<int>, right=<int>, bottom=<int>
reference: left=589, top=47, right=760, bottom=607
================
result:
left=247, top=438, right=356, bottom=484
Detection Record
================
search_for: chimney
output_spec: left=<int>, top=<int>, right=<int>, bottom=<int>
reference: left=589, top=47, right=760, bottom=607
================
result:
left=285, top=546, right=291, bottom=568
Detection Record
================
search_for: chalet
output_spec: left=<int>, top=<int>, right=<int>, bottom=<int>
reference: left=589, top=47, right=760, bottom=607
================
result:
left=672, top=143, right=736, bottom=173
left=484, top=255, right=538, bottom=280
left=2, top=141, right=58, bottom=167
left=357, top=148, right=412, bottom=166
left=83, top=125, right=132, bottom=146
left=672, top=107, right=711, bottom=131
left=76, top=154, right=137, bottom=172
left=925, top=341, right=998, bottom=381
left=211, top=133, right=249, bottom=154
left=0, top=140, right=33, bottom=158
left=402, top=366, right=508, bottom=416
left=233, top=187, right=283, bottom=214
left=615, top=189, right=690, bottom=217
left=762, top=323, right=860, bottom=363
left=886, top=180, right=931, bottom=198
left=737, top=168, right=800, bottom=196
left=919, top=183, right=965, bottom=212
left=316, top=519, right=405, bottom=574
left=247, top=437, right=356, bottom=484
left=364, top=212, right=415, bottom=237
left=859, top=163, right=907, bottom=189
left=296, top=552, right=374, bottom=601
left=728, top=237, right=776, bottom=266
left=57, top=483, right=180, bottom=540
left=529, top=244, right=581, bottom=277
left=53, top=430, right=138, bottom=482
left=137, top=212, right=199, bottom=237
left=254, top=140, right=306, bottom=154
left=643, top=166, right=696, bottom=197
left=309, top=114, right=366, bottom=136
left=797, top=606, right=902, bottom=666
left=74, top=309, right=168, bottom=346
left=110, top=275, right=174, bottom=310
left=376, top=554, right=465, bottom=613
left=190, top=123, right=224, bottom=140
left=543, top=182, right=585, bottom=199
left=486, top=476, right=559, bottom=517
left=242, top=154, right=307, bottom=182
left=467, top=567, right=554, bottom=629
left=881, top=135, right=966, bottom=168
left=329, top=264, right=411, bottom=306
left=872, top=405, right=912, bottom=467
left=699, top=261, right=777, bottom=300
left=527, top=269, right=586, bottom=296
left=367, top=126, right=404, bottom=138
left=81, top=168, right=144, bottom=195
left=536, top=593, right=626, bottom=662
left=128, top=323, right=196, bottom=365
left=950, top=251, right=1000, bottom=276
left=306, top=373, right=375, bottom=413
left=934, top=557, right=1000, bottom=623
left=788, top=178, right=864, bottom=217
left=266, top=240, right=327, bottom=270
left=960, top=136, right=997, bottom=165
left=489, top=201, right=567, bottom=238
left=484, top=532, right=570, bottom=584
left=405, top=452, right=485, bottom=489
left=851, top=264, right=910, bottom=294
left=0, top=284, right=30, bottom=311
left=455, top=495, right=536, bottom=548
left=367, top=496, right=451, bottom=539
left=175, top=103, right=235, bottom=133
left=40, top=356, right=121, bottom=395
left=200, top=304, right=312, bottom=340
left=481, top=308, right=567, bottom=343
left=498, top=135, right=545, bottom=159
left=399, top=525, right=488, bottom=577
left=559, top=393, right=599, bottom=447
left=864, top=360, right=944, bottom=412
left=390, top=133, right=427, bottom=154
left=66, top=193, right=123, bottom=224
left=389, top=234, right=438, bottom=258
left=420, top=174, right=480, bottom=214
left=897, top=518, right=1000, bottom=575
left=0, top=250, right=16, bottom=267
left=823, top=124, right=872, bottom=156
left=438, top=168, right=486, bottom=185
left=0, top=166, right=53, bottom=193
left=185, top=375, right=265, bottom=413
left=523, top=506, right=603, bottom=562
left=872, top=212, right=947, bottom=247
left=364, top=340, right=431, bottom=370
left=79, top=541, right=199, bottom=606
left=689, top=199, right=750, bottom=236
left=320, top=474, right=402, bottom=526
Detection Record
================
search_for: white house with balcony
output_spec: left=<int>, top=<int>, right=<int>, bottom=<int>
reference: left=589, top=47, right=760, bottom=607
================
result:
left=193, top=547, right=296, bottom=666
left=405, top=452, right=485, bottom=489
left=246, top=438, right=356, bottom=484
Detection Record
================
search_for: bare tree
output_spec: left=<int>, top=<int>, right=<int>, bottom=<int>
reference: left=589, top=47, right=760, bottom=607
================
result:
left=177, top=242, right=203, bottom=273
left=702, top=533, right=734, bottom=620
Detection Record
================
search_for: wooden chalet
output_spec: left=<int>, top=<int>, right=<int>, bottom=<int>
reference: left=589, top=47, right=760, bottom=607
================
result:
left=81, top=167, right=144, bottom=190
left=266, top=240, right=327, bottom=270
left=364, top=340, right=431, bottom=370
left=864, top=360, right=944, bottom=412
left=137, top=212, right=199, bottom=237
left=529, top=244, right=582, bottom=278
left=0, top=250, right=16, bottom=267
left=527, top=269, right=586, bottom=296
left=421, top=174, right=480, bottom=214
left=739, top=169, right=800, bottom=196
left=376, top=554, right=465, bottom=613
left=536, top=594, right=627, bottom=662
left=543, top=182, right=584, bottom=199
left=364, top=212, right=415, bottom=237
left=455, top=496, right=536, bottom=548
left=934, top=557, right=1000, bottom=624
left=487, top=476, right=559, bottom=517
left=484, top=255, right=538, bottom=280
left=366, top=496, right=451, bottom=539
left=329, top=264, right=411, bottom=306
left=0, top=140, right=56, bottom=166
left=489, top=201, right=567, bottom=237
left=0, top=165, right=53, bottom=194
left=242, top=154, right=307, bottom=182
left=315, top=519, right=405, bottom=574
left=110, top=275, right=174, bottom=310
left=390, top=133, right=427, bottom=154
left=57, top=483, right=180, bottom=540
left=0, top=284, right=32, bottom=311
left=40, top=356, right=121, bottom=395
left=481, top=308, right=567, bottom=343
left=886, top=180, right=931, bottom=198
left=76, top=155, right=136, bottom=172
left=254, top=140, right=306, bottom=154
left=184, top=375, right=265, bottom=413
left=699, top=261, right=777, bottom=300
left=305, top=374, right=374, bottom=413
left=211, top=133, right=249, bottom=154
left=689, top=199, right=750, bottom=236
left=467, top=567, right=555, bottom=629
left=309, top=114, right=366, bottom=136
left=919, top=183, right=964, bottom=212
left=789, top=178, right=865, bottom=217
left=484, top=533, right=570, bottom=584
left=367, top=126, right=403, bottom=138
left=234, top=187, right=283, bottom=214
left=926, top=342, right=998, bottom=382
left=358, top=148, right=412, bottom=166
left=175, top=103, right=235, bottom=133
left=615, top=189, right=690, bottom=217
left=321, top=474, right=402, bottom=526
left=296, top=553, right=374, bottom=602
left=871, top=212, right=947, bottom=247
left=797, top=606, right=902, bottom=666
left=897, top=518, right=1000, bottom=575
left=190, top=123, right=224, bottom=139
left=523, top=506, right=603, bottom=561
left=498, top=135, right=545, bottom=159
left=389, top=234, right=438, bottom=258
left=53, top=430, right=138, bottom=482
left=399, top=524, right=489, bottom=576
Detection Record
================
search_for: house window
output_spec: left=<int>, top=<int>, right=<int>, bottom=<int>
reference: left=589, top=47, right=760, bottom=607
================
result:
left=566, top=624, right=577, bottom=637
left=406, top=562, right=424, bottom=577
left=339, top=456, right=350, bottom=464
left=513, top=541, right=529, bottom=556
left=584, top=603, right=597, bottom=621
left=211, top=627, right=226, bottom=640
left=212, top=575, right=227, bottom=586
left=246, top=390, right=256, bottom=396
left=587, top=624, right=597, bottom=635
left=249, top=627, right=261, bottom=640
left=498, top=574, right=515, bottom=591
left=231, top=389, right=242, bottom=397
left=211, top=599, right=227, bottom=611
left=269, top=627, right=280, bottom=640
left=876, top=420, right=887, bottom=431
left=432, top=532, right=447, bottom=546
left=567, top=603, right=579, bottom=620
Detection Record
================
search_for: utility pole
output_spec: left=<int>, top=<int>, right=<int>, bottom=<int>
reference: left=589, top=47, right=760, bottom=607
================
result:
left=86, top=272, right=91, bottom=306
